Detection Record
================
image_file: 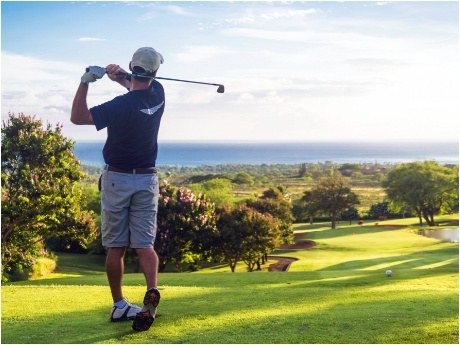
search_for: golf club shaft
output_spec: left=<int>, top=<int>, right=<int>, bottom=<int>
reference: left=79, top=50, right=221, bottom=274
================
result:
left=155, top=76, right=222, bottom=88
left=114, top=72, right=224, bottom=92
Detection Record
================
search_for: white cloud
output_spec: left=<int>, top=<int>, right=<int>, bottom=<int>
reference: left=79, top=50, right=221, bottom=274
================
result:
left=1, top=51, right=81, bottom=81
left=165, top=4, right=192, bottom=16
left=219, top=7, right=317, bottom=26
left=259, top=8, right=317, bottom=21
left=136, top=2, right=193, bottom=21
left=172, top=45, right=232, bottom=63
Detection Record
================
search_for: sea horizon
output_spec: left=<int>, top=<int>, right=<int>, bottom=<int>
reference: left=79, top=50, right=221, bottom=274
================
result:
left=73, top=140, right=459, bottom=167
left=74, top=139, right=459, bottom=144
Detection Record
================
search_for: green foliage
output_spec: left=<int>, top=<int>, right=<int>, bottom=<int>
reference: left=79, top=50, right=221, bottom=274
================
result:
left=1, top=113, right=97, bottom=281
left=368, top=201, right=390, bottom=218
left=233, top=171, right=254, bottom=186
left=366, top=201, right=404, bottom=219
left=247, top=187, right=294, bottom=244
left=189, top=178, right=235, bottom=206
left=340, top=207, right=360, bottom=224
left=30, top=257, right=57, bottom=279
left=382, top=161, right=459, bottom=226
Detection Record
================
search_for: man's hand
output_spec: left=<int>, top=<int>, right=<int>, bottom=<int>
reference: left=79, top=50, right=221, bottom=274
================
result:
left=106, top=64, right=126, bottom=81
left=81, top=66, right=106, bottom=84
left=106, top=64, right=130, bottom=89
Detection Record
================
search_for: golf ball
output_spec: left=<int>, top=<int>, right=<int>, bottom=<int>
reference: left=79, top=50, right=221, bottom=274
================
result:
left=386, top=270, right=392, bottom=276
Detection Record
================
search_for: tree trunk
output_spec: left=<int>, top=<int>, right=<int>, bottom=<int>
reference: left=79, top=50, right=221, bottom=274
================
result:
left=415, top=208, right=423, bottom=226
left=429, top=213, right=435, bottom=226
left=331, top=215, right=337, bottom=229
left=230, top=262, right=236, bottom=272
left=422, top=209, right=434, bottom=226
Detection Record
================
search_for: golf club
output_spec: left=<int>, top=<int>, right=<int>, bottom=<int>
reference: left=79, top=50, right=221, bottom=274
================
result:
left=155, top=76, right=225, bottom=94
left=108, top=69, right=225, bottom=93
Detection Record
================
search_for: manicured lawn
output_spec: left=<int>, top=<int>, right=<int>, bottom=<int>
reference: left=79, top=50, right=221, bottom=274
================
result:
left=1, top=216, right=458, bottom=344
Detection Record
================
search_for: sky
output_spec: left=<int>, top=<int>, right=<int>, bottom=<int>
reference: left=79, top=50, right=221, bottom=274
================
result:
left=1, top=1, right=459, bottom=142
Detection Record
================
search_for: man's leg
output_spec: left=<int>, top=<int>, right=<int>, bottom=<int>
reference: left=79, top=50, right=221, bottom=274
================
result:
left=130, top=173, right=161, bottom=331
left=135, top=247, right=159, bottom=288
left=132, top=247, right=161, bottom=331
left=106, top=247, right=127, bottom=303
left=106, top=246, right=142, bottom=322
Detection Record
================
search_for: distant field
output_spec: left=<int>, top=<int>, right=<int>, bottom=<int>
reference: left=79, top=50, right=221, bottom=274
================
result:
left=2, top=215, right=458, bottom=344
left=233, top=177, right=385, bottom=211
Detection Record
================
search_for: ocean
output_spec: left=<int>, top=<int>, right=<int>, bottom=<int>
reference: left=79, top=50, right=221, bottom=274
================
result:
left=73, top=141, right=458, bottom=167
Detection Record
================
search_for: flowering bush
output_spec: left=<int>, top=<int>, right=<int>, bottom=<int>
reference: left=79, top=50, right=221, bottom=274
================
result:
left=155, top=181, right=218, bottom=272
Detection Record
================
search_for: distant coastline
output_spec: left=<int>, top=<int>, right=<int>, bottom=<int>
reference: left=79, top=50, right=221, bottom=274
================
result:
left=73, top=140, right=459, bottom=167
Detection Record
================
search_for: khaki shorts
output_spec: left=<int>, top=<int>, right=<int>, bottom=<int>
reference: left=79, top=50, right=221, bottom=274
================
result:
left=100, top=169, right=159, bottom=248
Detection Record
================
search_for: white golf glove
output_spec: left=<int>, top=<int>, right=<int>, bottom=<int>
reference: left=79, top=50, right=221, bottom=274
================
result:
left=81, top=66, right=106, bottom=84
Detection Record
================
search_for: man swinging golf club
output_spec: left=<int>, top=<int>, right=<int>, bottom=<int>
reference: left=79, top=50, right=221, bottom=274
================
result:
left=71, top=47, right=164, bottom=332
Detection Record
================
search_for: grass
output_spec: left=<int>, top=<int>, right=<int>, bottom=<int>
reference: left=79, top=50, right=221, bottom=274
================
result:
left=1, top=216, right=458, bottom=344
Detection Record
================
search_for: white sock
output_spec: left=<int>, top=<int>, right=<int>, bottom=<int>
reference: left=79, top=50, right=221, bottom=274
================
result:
left=114, top=298, right=127, bottom=309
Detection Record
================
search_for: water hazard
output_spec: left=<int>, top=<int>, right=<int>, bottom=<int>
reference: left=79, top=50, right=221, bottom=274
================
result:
left=417, top=229, right=459, bottom=243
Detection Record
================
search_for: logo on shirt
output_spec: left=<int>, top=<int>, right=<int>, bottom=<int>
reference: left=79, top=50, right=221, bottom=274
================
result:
left=140, top=101, right=164, bottom=115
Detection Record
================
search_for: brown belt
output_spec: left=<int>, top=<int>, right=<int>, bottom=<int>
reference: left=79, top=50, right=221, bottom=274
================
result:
left=107, top=165, right=157, bottom=174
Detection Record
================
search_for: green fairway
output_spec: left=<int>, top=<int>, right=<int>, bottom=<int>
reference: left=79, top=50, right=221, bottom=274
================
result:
left=2, top=216, right=458, bottom=344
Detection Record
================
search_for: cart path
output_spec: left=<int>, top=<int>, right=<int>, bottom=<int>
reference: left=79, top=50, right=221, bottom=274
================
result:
left=267, top=233, right=316, bottom=272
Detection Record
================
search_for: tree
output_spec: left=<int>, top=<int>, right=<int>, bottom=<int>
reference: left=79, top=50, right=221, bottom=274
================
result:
left=301, top=174, right=360, bottom=229
left=189, top=178, right=235, bottom=206
left=341, top=207, right=360, bottom=225
left=296, top=192, right=320, bottom=224
left=368, top=201, right=392, bottom=220
left=215, top=205, right=280, bottom=272
left=1, top=113, right=97, bottom=281
left=155, top=182, right=217, bottom=272
left=233, top=172, right=254, bottom=186
left=298, top=163, right=307, bottom=177
left=382, top=161, right=458, bottom=226
left=246, top=187, right=294, bottom=245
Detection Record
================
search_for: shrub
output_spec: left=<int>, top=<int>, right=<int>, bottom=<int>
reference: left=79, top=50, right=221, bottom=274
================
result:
left=29, top=257, right=57, bottom=279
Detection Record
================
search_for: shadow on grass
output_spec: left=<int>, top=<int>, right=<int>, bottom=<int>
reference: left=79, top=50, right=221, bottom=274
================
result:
left=314, top=246, right=458, bottom=273
left=304, top=224, right=407, bottom=241
left=1, top=306, right=135, bottom=344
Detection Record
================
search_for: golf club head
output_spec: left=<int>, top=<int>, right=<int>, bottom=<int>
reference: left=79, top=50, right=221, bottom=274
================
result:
left=217, top=85, right=225, bottom=93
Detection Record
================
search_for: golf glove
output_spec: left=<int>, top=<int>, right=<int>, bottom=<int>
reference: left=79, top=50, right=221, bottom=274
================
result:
left=81, top=66, right=106, bottom=84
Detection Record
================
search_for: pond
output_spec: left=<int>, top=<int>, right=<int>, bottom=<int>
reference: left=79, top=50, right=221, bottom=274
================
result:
left=417, top=228, right=459, bottom=243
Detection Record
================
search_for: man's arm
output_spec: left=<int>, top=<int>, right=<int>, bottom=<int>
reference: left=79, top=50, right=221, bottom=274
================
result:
left=106, top=64, right=131, bottom=89
left=71, top=82, right=94, bottom=125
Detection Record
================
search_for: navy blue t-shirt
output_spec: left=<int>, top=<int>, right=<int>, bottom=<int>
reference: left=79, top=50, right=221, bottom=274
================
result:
left=91, top=80, right=165, bottom=169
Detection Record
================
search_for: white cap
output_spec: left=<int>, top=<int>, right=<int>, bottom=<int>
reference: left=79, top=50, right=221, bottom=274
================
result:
left=131, top=47, right=164, bottom=73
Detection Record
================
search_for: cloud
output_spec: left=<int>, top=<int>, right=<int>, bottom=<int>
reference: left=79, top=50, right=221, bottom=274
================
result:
left=1, top=52, right=120, bottom=140
left=259, top=8, right=317, bottom=21
left=1, top=51, right=81, bottom=81
left=136, top=2, right=193, bottom=21
left=164, top=4, right=192, bottom=16
left=219, top=7, right=317, bottom=27
left=172, top=45, right=232, bottom=62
